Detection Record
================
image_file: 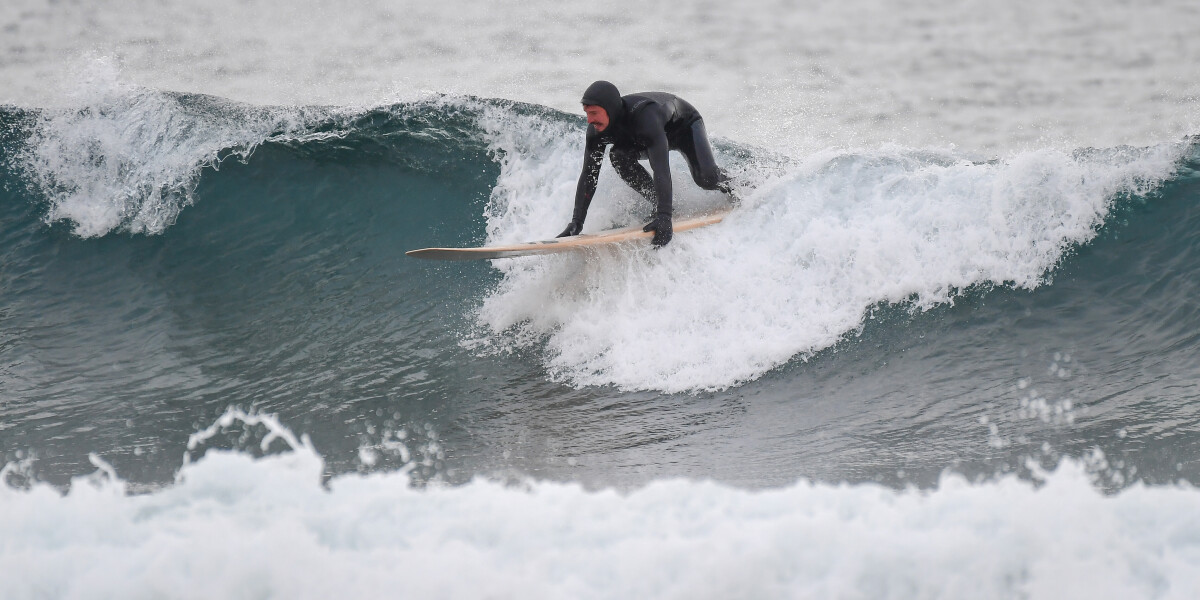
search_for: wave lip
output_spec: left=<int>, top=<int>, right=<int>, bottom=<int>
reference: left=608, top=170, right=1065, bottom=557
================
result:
left=8, top=60, right=555, bottom=240
left=17, top=76, right=327, bottom=238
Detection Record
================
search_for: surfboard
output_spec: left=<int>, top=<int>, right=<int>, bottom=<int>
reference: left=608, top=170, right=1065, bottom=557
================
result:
left=405, top=208, right=732, bottom=261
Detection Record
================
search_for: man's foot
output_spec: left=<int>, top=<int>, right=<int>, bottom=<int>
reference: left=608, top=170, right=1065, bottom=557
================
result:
left=717, top=180, right=741, bottom=206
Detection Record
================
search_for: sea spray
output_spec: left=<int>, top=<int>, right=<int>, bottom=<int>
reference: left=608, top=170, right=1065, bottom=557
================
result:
left=472, top=135, right=1186, bottom=392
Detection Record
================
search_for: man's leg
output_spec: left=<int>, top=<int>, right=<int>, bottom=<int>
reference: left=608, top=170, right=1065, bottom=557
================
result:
left=609, top=146, right=657, bottom=202
left=674, top=119, right=732, bottom=194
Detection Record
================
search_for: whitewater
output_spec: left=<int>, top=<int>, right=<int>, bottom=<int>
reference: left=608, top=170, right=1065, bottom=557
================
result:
left=3, top=409, right=1199, bottom=599
left=5, top=0, right=1200, bottom=597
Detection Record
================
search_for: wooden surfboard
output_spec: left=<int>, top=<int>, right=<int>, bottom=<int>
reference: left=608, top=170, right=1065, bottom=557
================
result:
left=406, top=208, right=732, bottom=261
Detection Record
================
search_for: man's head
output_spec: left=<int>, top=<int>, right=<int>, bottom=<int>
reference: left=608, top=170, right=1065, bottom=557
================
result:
left=584, top=105, right=609, bottom=131
left=581, top=80, right=623, bottom=133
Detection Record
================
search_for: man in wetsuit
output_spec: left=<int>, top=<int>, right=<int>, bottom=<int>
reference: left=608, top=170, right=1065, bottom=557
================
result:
left=556, top=80, right=731, bottom=247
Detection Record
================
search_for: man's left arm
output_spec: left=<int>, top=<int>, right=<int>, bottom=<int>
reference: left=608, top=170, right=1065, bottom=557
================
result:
left=635, top=110, right=674, bottom=247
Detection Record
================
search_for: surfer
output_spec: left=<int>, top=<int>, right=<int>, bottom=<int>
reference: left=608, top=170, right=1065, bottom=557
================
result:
left=557, top=81, right=732, bottom=247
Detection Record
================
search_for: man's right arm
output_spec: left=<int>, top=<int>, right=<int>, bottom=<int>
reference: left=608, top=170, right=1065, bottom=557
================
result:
left=572, top=137, right=605, bottom=224
left=559, top=137, right=605, bottom=237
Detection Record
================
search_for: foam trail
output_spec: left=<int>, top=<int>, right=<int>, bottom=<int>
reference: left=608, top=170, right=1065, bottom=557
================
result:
left=2, top=410, right=1199, bottom=599
left=472, top=126, right=1186, bottom=392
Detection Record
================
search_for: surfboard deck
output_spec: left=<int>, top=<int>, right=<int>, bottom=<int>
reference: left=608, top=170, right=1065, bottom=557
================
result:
left=406, top=208, right=732, bottom=260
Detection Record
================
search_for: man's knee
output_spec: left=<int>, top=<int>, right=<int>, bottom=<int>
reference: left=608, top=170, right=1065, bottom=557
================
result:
left=692, top=167, right=726, bottom=190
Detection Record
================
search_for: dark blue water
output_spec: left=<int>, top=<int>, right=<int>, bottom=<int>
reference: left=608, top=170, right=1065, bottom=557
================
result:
left=3, top=94, right=1200, bottom=493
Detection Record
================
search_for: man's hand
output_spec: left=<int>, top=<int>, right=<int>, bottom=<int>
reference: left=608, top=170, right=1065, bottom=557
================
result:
left=557, top=221, right=583, bottom=238
left=643, top=214, right=673, bottom=247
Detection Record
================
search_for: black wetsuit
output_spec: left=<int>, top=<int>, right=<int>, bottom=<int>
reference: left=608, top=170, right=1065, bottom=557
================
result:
left=563, top=81, right=728, bottom=246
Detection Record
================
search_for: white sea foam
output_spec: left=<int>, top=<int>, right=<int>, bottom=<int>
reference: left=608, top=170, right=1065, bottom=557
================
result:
left=472, top=114, right=1186, bottom=392
left=2, top=409, right=1198, bottom=600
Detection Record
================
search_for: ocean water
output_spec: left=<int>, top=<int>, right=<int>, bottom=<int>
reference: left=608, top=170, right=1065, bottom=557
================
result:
left=4, top=1, right=1200, bottom=597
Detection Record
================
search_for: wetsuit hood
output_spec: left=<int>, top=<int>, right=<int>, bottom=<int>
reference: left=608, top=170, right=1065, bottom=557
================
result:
left=581, top=80, right=625, bottom=123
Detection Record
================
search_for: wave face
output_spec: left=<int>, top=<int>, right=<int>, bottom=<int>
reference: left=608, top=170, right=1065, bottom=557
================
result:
left=3, top=88, right=1200, bottom=497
